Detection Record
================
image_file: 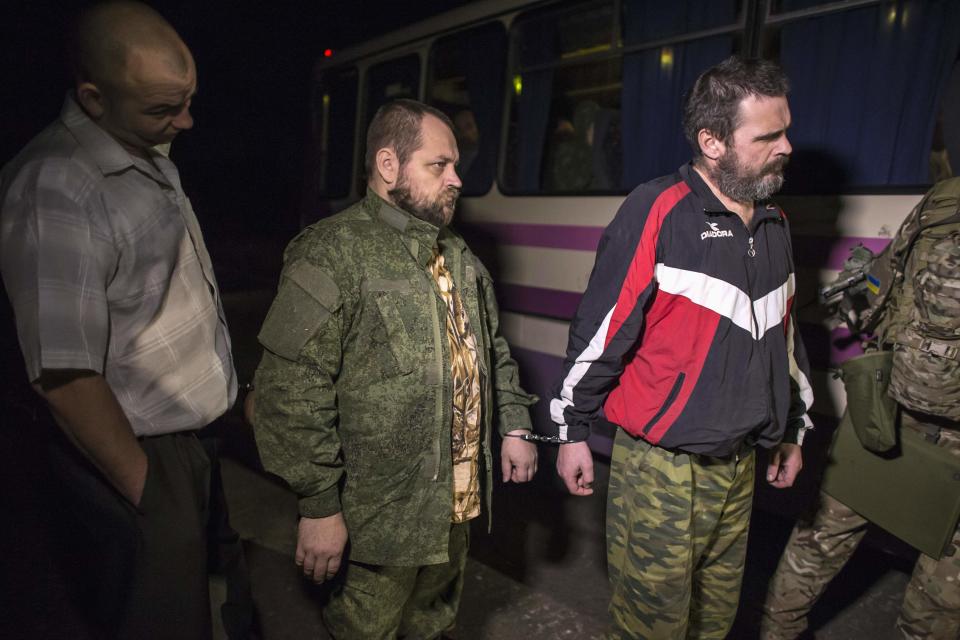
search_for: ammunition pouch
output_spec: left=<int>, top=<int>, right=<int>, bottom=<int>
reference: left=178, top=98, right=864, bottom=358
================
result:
left=839, top=350, right=897, bottom=453
left=821, top=408, right=960, bottom=559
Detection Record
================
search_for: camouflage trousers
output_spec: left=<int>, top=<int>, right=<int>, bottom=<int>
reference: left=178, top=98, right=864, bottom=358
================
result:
left=760, top=422, right=960, bottom=640
left=322, top=522, right=469, bottom=639
left=606, top=428, right=755, bottom=639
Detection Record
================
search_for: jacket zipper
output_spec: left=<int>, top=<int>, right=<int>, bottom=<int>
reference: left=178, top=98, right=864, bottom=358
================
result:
left=426, top=270, right=444, bottom=482
left=739, top=219, right=761, bottom=339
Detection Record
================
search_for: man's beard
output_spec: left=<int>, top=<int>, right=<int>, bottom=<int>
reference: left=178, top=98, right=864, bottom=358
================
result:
left=389, top=175, right=460, bottom=228
left=710, top=148, right=788, bottom=203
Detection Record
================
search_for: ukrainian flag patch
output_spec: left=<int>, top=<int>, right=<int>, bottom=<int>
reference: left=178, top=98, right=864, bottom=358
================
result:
left=866, top=273, right=881, bottom=295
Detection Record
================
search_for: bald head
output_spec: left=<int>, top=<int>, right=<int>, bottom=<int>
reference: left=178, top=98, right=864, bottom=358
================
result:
left=72, top=1, right=191, bottom=89
left=71, top=2, right=198, bottom=156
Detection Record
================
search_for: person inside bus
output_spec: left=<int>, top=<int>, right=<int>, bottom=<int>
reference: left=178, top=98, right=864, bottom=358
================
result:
left=550, top=56, right=813, bottom=639
left=453, top=107, right=480, bottom=179
left=545, top=99, right=599, bottom=192
left=590, top=106, right=622, bottom=190
left=251, top=98, right=538, bottom=639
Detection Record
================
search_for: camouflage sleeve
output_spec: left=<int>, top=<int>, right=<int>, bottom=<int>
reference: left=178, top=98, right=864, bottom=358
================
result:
left=478, top=264, right=537, bottom=435
left=253, top=253, right=347, bottom=518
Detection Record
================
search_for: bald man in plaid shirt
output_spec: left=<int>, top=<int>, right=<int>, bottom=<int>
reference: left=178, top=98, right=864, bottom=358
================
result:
left=0, top=4, right=235, bottom=638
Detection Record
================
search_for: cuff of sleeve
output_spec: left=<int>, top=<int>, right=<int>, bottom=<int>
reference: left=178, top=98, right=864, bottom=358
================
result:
left=562, top=423, right=591, bottom=443
left=497, top=403, right=534, bottom=436
left=782, top=420, right=812, bottom=446
left=298, top=485, right=341, bottom=518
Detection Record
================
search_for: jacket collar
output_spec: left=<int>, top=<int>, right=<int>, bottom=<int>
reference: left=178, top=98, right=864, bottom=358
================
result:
left=679, top=161, right=784, bottom=226
left=60, top=94, right=173, bottom=187
left=363, top=189, right=443, bottom=268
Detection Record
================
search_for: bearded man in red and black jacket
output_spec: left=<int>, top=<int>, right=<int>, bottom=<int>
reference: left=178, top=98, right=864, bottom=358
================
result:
left=551, top=56, right=814, bottom=640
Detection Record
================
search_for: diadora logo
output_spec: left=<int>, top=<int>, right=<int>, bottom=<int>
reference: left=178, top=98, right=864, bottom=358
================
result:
left=700, top=221, right=733, bottom=240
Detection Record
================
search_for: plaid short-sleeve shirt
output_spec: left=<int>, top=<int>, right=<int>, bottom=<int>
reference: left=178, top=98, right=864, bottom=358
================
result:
left=0, top=96, right=236, bottom=436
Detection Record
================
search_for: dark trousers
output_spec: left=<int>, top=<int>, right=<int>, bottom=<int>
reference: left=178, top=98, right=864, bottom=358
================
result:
left=48, top=425, right=212, bottom=640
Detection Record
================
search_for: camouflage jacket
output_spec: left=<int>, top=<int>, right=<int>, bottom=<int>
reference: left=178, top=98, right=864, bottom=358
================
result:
left=253, top=190, right=536, bottom=566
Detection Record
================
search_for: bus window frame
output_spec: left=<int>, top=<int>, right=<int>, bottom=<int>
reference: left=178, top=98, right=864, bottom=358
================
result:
left=313, top=64, right=360, bottom=204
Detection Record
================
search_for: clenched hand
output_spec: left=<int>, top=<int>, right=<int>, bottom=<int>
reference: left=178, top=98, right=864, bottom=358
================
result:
left=296, top=512, right=348, bottom=583
left=501, top=430, right=538, bottom=482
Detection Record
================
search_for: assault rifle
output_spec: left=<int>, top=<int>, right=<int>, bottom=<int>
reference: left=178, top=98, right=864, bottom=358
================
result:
left=818, top=244, right=875, bottom=306
left=818, top=270, right=867, bottom=304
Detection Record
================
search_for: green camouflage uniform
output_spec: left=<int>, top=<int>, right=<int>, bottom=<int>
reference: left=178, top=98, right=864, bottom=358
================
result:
left=606, top=427, right=756, bottom=639
left=253, top=190, right=535, bottom=636
left=760, top=414, right=960, bottom=639
left=761, top=231, right=960, bottom=640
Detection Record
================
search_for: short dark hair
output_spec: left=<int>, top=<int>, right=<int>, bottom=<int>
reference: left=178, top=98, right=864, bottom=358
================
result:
left=364, top=99, right=455, bottom=179
left=682, top=56, right=790, bottom=157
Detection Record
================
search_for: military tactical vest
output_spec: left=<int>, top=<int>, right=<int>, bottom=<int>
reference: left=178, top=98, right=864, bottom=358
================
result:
left=862, top=178, right=960, bottom=419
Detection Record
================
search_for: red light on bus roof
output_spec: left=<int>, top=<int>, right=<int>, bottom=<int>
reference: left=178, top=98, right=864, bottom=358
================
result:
left=324, top=49, right=333, bottom=58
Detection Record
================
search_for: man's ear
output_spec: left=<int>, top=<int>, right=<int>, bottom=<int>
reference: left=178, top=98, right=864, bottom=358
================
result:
left=697, top=128, right=726, bottom=162
left=76, top=82, right=106, bottom=119
left=376, top=147, right=400, bottom=186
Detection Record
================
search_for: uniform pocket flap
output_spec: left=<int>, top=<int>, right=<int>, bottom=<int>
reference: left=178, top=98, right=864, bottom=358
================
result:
left=258, top=262, right=339, bottom=360
left=373, top=293, right=416, bottom=374
left=286, top=259, right=340, bottom=309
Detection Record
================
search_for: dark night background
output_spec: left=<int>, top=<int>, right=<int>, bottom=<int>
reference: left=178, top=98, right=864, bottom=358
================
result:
left=1, top=0, right=476, bottom=288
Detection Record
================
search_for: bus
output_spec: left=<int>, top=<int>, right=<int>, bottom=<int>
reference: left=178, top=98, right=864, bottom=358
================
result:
left=303, top=0, right=960, bottom=495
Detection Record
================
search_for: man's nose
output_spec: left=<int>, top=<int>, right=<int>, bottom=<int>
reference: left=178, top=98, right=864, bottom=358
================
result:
left=173, top=106, right=194, bottom=131
left=779, top=134, right=792, bottom=156
left=447, top=164, right=462, bottom=189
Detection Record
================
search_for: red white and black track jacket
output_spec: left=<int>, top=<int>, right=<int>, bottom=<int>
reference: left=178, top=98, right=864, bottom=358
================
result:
left=551, top=163, right=814, bottom=455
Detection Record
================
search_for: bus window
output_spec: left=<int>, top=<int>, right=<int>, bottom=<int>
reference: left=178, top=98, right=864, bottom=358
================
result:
left=620, top=0, right=742, bottom=186
left=932, top=58, right=960, bottom=181
left=427, top=23, right=507, bottom=197
left=311, top=66, right=358, bottom=203
left=364, top=54, right=420, bottom=127
left=502, top=0, right=743, bottom=195
left=359, top=54, right=421, bottom=191
left=503, top=0, right=619, bottom=194
left=763, top=0, right=960, bottom=190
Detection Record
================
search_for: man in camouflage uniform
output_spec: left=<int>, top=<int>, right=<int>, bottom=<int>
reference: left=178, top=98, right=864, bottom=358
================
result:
left=253, top=99, right=537, bottom=639
left=761, top=185, right=960, bottom=640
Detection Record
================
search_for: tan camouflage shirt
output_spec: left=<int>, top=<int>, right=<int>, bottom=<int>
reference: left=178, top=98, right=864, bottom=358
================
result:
left=428, top=248, right=482, bottom=523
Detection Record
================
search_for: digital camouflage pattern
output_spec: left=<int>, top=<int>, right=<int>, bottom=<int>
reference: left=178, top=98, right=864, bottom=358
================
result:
left=849, top=178, right=960, bottom=342
left=760, top=415, right=960, bottom=640
left=322, top=522, right=469, bottom=639
left=890, top=232, right=960, bottom=419
left=762, top=180, right=960, bottom=640
left=606, top=427, right=754, bottom=639
left=253, top=191, right=535, bottom=567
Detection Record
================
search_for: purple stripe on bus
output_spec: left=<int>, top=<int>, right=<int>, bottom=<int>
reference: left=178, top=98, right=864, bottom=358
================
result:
left=468, top=222, right=604, bottom=251
left=789, top=236, right=891, bottom=271
left=497, top=283, right=583, bottom=319
left=469, top=222, right=892, bottom=272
